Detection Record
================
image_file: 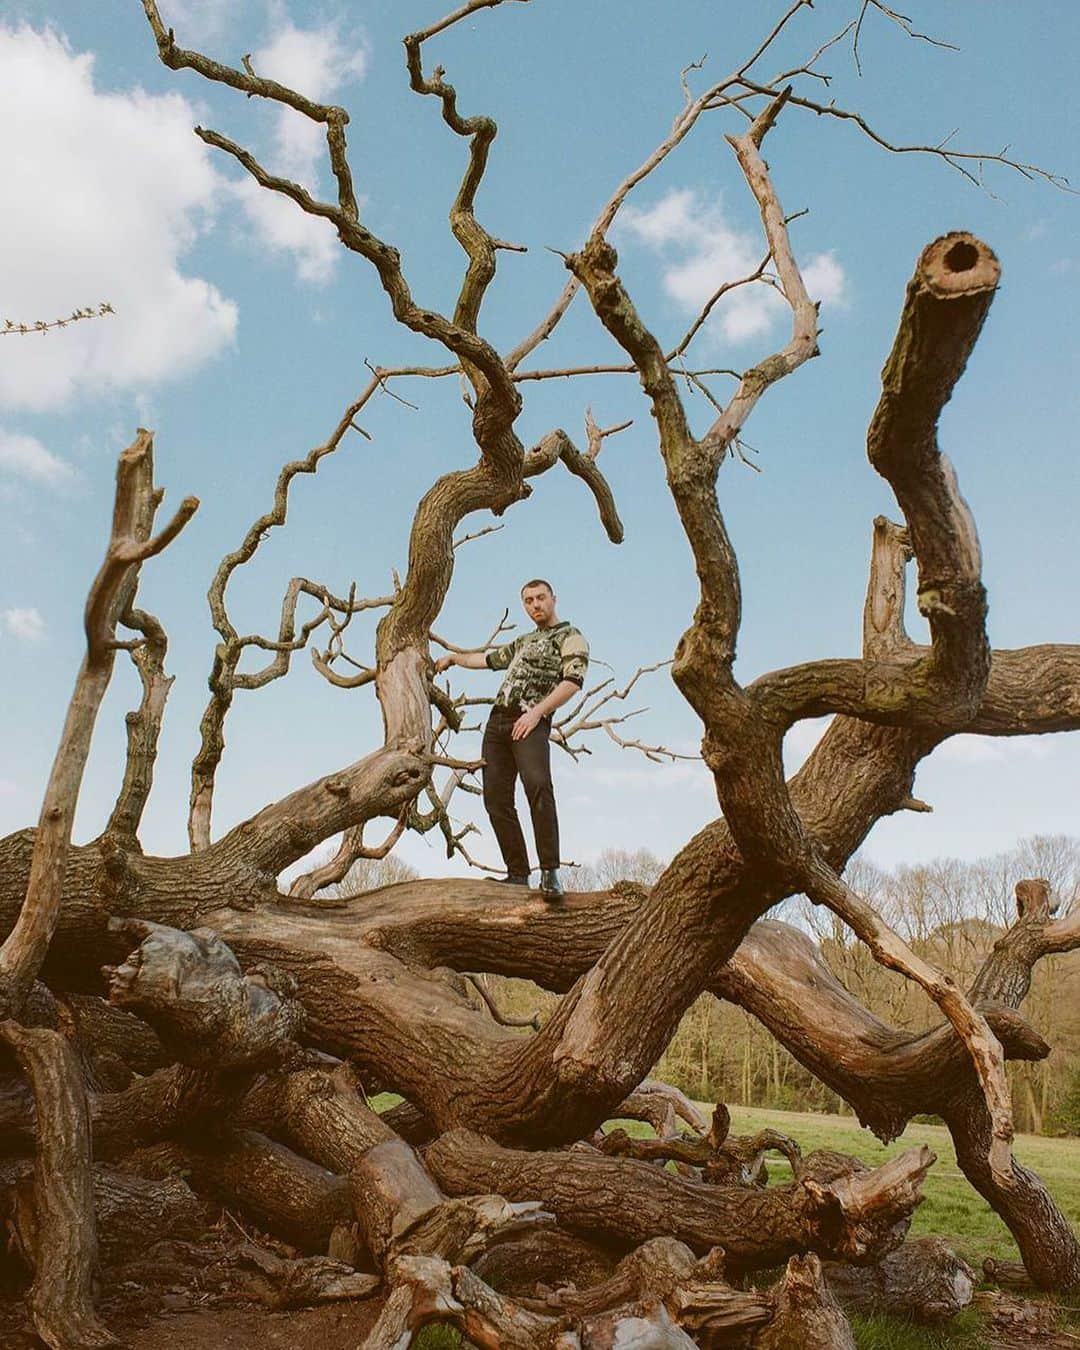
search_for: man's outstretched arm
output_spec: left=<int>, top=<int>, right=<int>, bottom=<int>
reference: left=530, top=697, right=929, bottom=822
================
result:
left=434, top=651, right=490, bottom=673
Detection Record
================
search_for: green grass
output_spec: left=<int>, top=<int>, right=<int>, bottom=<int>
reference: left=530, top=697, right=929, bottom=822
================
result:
left=849, top=1310, right=987, bottom=1349
left=414, top=1328, right=464, bottom=1350
left=383, top=1099, right=1080, bottom=1347
left=714, top=1105, right=1080, bottom=1270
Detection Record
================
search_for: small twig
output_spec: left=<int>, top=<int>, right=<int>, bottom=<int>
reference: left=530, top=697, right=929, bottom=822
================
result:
left=853, top=0, right=958, bottom=78
left=453, top=523, right=504, bottom=549
left=365, top=358, right=420, bottom=409
left=2, top=302, right=115, bottom=337
left=430, top=608, right=514, bottom=655
left=584, top=408, right=633, bottom=460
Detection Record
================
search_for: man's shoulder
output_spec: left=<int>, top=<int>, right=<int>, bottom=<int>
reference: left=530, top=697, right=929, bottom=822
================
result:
left=557, top=623, right=588, bottom=653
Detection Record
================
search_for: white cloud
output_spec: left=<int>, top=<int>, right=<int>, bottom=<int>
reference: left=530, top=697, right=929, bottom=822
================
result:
left=0, top=429, right=76, bottom=485
left=0, top=24, right=237, bottom=413
left=2, top=607, right=45, bottom=640
left=620, top=188, right=846, bottom=345
left=229, top=18, right=369, bottom=283
left=231, top=181, right=341, bottom=284
left=254, top=21, right=368, bottom=179
left=159, top=0, right=239, bottom=46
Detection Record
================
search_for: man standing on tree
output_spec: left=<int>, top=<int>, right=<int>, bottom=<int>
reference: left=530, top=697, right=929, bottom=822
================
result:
left=435, top=579, right=588, bottom=898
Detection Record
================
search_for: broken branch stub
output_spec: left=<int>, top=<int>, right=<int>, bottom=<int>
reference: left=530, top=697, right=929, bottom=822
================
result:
left=105, top=920, right=300, bottom=1068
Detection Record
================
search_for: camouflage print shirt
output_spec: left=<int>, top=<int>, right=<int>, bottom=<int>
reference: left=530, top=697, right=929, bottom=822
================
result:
left=486, top=621, right=589, bottom=712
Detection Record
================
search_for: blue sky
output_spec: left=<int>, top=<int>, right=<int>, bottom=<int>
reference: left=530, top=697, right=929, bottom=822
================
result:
left=0, top=1, right=1077, bottom=880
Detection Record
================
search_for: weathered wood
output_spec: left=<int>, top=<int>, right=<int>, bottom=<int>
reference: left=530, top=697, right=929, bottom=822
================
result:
left=237, top=1061, right=397, bottom=1167
left=2, top=15, right=1080, bottom=1332
left=982, top=1256, right=1036, bottom=1293
left=105, top=920, right=300, bottom=1068
left=824, top=1237, right=975, bottom=1322
left=0, top=433, right=196, bottom=1022
left=350, top=1136, right=445, bottom=1263
left=230, top=1241, right=380, bottom=1308
left=578, top=1305, right=699, bottom=1348
left=64, top=994, right=168, bottom=1076
left=9, top=1168, right=210, bottom=1271
left=666, top=1280, right=773, bottom=1346
left=364, top=1254, right=570, bottom=1350
left=0, top=1023, right=116, bottom=1349
left=91, top=1063, right=232, bottom=1158
left=755, top=1253, right=856, bottom=1350
left=615, top=1080, right=711, bottom=1140
left=469, top=1228, right=616, bottom=1296
left=425, top=1129, right=933, bottom=1272
left=542, top=1236, right=697, bottom=1317
left=597, top=1118, right=800, bottom=1190
left=973, top=1289, right=1078, bottom=1350
left=92, top=1169, right=209, bottom=1265
left=129, top=1130, right=352, bottom=1253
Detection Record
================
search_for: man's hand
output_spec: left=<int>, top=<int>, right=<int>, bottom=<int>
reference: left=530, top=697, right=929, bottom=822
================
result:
left=512, top=707, right=543, bottom=741
left=434, top=654, right=455, bottom=675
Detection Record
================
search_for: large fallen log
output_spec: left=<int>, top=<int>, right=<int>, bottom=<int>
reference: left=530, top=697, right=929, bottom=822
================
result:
left=824, top=1237, right=976, bottom=1323
left=425, top=1129, right=934, bottom=1272
left=10, top=1167, right=210, bottom=1270
left=127, top=1130, right=352, bottom=1253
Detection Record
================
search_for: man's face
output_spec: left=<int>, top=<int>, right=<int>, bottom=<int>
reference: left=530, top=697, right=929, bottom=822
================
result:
left=521, top=584, right=556, bottom=628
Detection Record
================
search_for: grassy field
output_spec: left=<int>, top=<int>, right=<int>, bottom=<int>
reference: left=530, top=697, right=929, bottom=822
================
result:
left=399, top=1103, right=1080, bottom=1348
left=701, top=1104, right=1080, bottom=1270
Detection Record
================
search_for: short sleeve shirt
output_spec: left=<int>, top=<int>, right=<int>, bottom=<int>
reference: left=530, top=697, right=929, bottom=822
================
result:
left=486, top=621, right=589, bottom=711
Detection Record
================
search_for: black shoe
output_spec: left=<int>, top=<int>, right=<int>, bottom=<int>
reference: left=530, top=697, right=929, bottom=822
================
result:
left=540, top=869, right=564, bottom=900
left=498, top=874, right=530, bottom=886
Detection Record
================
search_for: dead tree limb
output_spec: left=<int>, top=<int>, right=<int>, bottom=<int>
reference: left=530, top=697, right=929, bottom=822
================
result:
left=0, top=432, right=196, bottom=1019
left=823, top=1237, right=976, bottom=1324
left=425, top=1129, right=934, bottom=1273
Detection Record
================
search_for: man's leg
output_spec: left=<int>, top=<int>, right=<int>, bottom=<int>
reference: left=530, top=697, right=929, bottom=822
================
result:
left=514, top=717, right=560, bottom=872
left=481, top=712, right=530, bottom=877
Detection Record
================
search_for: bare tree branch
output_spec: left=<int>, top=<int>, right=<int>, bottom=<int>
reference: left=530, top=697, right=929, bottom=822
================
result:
left=0, top=432, right=196, bottom=1016
left=1, top=302, right=115, bottom=337
left=735, top=76, right=1072, bottom=191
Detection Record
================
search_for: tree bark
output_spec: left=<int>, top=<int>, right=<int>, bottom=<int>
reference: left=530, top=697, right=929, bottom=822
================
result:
left=128, top=1130, right=353, bottom=1253
left=0, top=1023, right=116, bottom=1349
left=754, top=1253, right=856, bottom=1350
left=823, top=1238, right=976, bottom=1323
left=425, top=1129, right=934, bottom=1274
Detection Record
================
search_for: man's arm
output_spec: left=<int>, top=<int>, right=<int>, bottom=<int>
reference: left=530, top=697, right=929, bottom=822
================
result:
left=511, top=679, right=579, bottom=741
left=434, top=651, right=489, bottom=674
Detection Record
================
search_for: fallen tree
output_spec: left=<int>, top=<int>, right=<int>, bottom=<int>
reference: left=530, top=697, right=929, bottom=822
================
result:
left=1, top=1, right=1077, bottom=1344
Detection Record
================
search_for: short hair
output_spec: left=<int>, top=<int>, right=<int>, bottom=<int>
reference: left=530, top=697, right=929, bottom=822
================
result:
left=520, top=578, right=554, bottom=596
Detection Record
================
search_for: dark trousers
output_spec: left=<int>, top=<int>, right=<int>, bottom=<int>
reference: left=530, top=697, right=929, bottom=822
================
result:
left=482, top=709, right=559, bottom=874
